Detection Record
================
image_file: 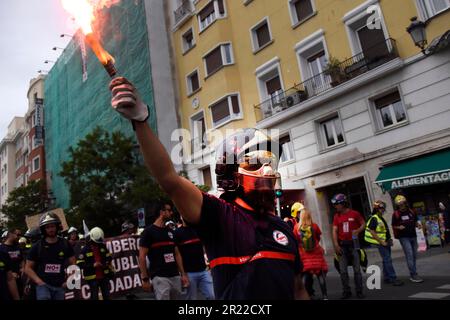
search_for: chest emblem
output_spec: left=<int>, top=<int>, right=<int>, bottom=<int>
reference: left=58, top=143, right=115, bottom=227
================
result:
left=273, top=230, right=289, bottom=246
left=168, top=232, right=174, bottom=239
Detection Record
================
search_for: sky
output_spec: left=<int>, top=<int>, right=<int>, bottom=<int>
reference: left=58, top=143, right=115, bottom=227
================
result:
left=0, top=0, right=73, bottom=138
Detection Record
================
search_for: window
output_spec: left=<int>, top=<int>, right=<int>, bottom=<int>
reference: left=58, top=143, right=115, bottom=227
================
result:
left=198, top=0, right=226, bottom=32
left=209, top=94, right=242, bottom=127
left=373, top=90, right=407, bottom=130
left=201, top=166, right=213, bottom=188
left=417, top=0, right=450, bottom=19
left=33, top=156, right=40, bottom=173
left=306, top=50, right=330, bottom=92
left=343, top=3, right=390, bottom=57
left=279, top=135, right=295, bottom=163
left=32, top=136, right=43, bottom=149
left=186, top=70, right=200, bottom=95
left=289, top=0, right=315, bottom=26
left=190, top=111, right=207, bottom=152
left=16, top=175, right=24, bottom=188
left=204, top=43, right=233, bottom=76
left=356, top=24, right=389, bottom=62
left=320, top=116, right=345, bottom=148
left=182, top=28, right=195, bottom=53
left=251, top=18, right=272, bottom=52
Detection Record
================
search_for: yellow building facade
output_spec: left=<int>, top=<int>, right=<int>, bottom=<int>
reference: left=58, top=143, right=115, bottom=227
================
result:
left=169, top=0, right=449, bottom=152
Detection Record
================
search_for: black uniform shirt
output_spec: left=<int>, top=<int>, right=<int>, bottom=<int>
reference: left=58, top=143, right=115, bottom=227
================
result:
left=139, top=224, right=179, bottom=279
left=193, top=193, right=302, bottom=300
left=174, top=226, right=206, bottom=273
left=27, top=238, right=74, bottom=287
left=0, top=251, right=13, bottom=301
left=0, top=243, right=23, bottom=273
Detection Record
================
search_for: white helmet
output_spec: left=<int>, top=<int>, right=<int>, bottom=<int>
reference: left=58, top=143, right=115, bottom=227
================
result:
left=68, top=227, right=78, bottom=234
left=89, top=227, right=104, bottom=243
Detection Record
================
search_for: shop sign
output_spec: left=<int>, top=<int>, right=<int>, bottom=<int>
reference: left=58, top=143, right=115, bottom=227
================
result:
left=390, top=171, right=450, bottom=189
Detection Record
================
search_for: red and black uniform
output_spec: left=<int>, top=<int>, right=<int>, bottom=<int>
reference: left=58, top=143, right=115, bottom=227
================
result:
left=192, top=193, right=302, bottom=300
left=139, top=224, right=179, bottom=279
left=392, top=209, right=417, bottom=239
left=77, top=242, right=114, bottom=300
left=77, top=242, right=114, bottom=281
left=174, top=226, right=206, bottom=273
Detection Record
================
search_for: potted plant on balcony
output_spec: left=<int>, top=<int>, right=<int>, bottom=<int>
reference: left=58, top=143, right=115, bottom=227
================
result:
left=324, top=56, right=345, bottom=87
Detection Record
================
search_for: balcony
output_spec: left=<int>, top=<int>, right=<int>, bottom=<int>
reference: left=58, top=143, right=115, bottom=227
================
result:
left=174, top=0, right=193, bottom=25
left=254, top=38, right=399, bottom=122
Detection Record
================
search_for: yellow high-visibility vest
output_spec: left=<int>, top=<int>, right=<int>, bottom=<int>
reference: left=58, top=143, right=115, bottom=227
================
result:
left=364, top=214, right=387, bottom=245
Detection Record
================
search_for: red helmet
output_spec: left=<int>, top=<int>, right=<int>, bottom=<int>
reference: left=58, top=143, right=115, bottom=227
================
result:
left=215, top=129, right=281, bottom=192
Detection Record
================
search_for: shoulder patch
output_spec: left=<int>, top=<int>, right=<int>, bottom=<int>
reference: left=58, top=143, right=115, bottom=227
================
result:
left=273, top=230, right=289, bottom=246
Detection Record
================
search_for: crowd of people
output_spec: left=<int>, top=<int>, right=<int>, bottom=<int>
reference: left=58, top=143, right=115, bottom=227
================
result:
left=1, top=190, right=443, bottom=301
left=2, top=76, right=449, bottom=302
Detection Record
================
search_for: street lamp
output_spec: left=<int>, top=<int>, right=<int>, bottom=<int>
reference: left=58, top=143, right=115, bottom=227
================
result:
left=53, top=46, right=64, bottom=51
left=60, top=34, right=73, bottom=38
left=44, top=60, right=55, bottom=64
left=37, top=70, right=49, bottom=74
left=407, top=16, right=427, bottom=52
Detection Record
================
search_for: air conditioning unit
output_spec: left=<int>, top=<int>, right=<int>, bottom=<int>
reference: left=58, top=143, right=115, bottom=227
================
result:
left=286, top=90, right=308, bottom=108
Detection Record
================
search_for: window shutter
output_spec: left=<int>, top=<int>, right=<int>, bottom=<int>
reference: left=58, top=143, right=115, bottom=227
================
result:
left=211, top=98, right=230, bottom=124
left=205, top=46, right=223, bottom=75
left=266, top=76, right=282, bottom=95
left=374, top=91, right=401, bottom=108
left=295, top=0, right=314, bottom=22
left=199, top=1, right=215, bottom=20
left=256, top=23, right=271, bottom=47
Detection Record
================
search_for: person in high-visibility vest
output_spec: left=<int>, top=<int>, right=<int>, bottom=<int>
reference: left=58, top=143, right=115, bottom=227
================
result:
left=365, top=201, right=404, bottom=286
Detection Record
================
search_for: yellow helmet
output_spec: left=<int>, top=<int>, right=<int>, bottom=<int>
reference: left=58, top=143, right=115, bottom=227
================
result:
left=291, top=202, right=305, bottom=218
left=394, top=195, right=407, bottom=205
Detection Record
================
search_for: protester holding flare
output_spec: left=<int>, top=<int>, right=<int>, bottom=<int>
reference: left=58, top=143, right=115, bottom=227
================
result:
left=109, top=76, right=308, bottom=300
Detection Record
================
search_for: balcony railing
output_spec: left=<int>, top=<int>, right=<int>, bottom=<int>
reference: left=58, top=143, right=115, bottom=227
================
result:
left=174, top=0, right=193, bottom=25
left=255, top=38, right=399, bottom=122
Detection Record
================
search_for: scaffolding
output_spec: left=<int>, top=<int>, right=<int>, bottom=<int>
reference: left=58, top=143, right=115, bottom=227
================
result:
left=44, top=0, right=156, bottom=209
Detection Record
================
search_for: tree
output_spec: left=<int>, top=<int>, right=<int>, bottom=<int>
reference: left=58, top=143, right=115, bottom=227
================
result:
left=1, top=179, right=48, bottom=231
left=60, top=127, right=166, bottom=235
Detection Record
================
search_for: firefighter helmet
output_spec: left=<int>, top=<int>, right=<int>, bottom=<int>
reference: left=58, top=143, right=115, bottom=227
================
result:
left=39, top=212, right=62, bottom=234
left=215, top=128, right=281, bottom=192
left=121, top=221, right=135, bottom=233
left=394, top=195, right=407, bottom=205
left=331, top=193, right=347, bottom=205
left=68, top=227, right=78, bottom=235
left=89, top=227, right=104, bottom=243
left=373, top=200, right=386, bottom=210
left=291, top=202, right=305, bottom=218
left=334, top=249, right=368, bottom=273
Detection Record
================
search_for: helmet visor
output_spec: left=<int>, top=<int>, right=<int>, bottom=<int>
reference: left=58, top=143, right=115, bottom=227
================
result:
left=238, top=150, right=279, bottom=176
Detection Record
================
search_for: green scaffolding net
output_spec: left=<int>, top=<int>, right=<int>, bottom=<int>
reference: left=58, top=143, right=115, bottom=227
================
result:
left=45, top=0, right=156, bottom=210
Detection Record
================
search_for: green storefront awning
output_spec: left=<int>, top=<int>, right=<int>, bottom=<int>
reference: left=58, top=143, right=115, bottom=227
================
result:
left=375, top=149, right=450, bottom=192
